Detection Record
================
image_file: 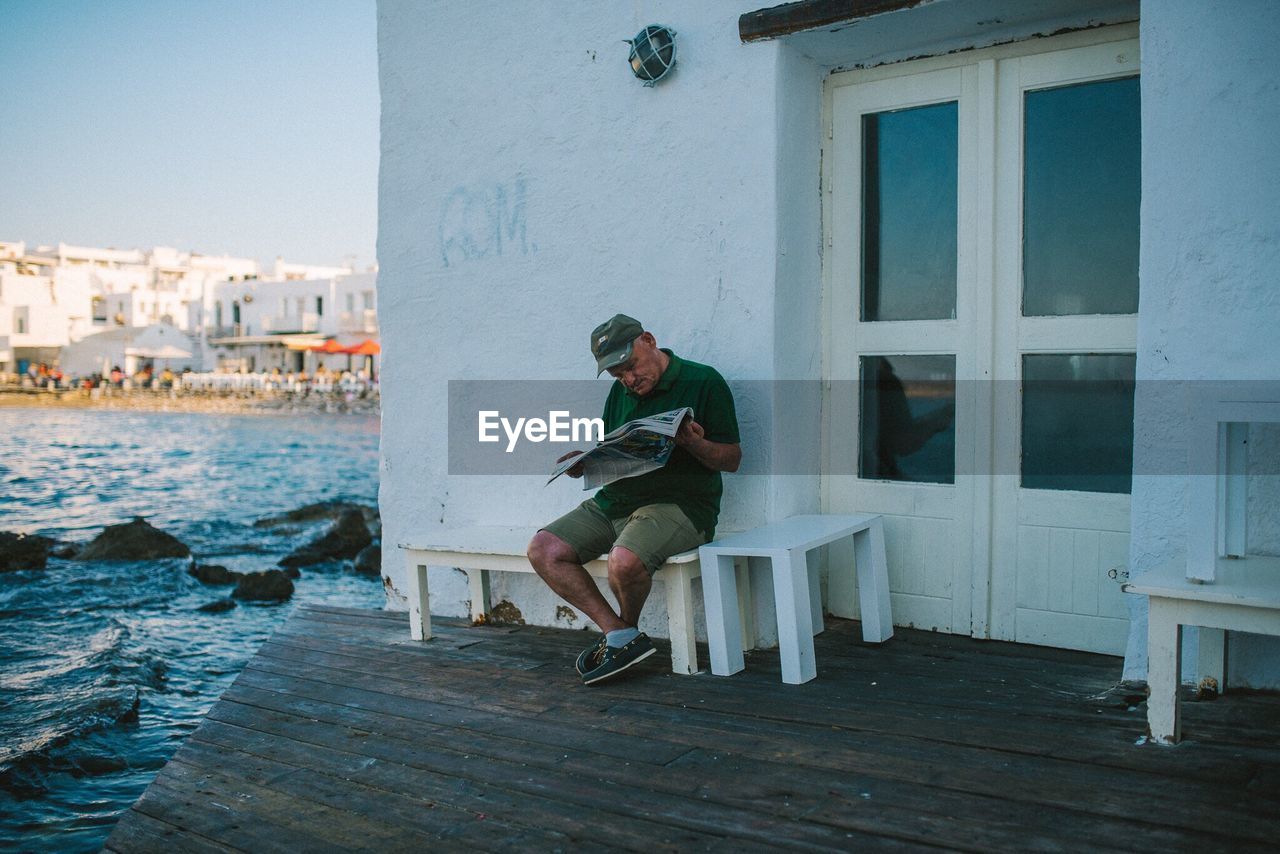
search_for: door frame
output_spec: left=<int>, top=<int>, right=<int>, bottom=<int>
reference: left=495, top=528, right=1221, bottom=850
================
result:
left=820, top=23, right=1141, bottom=643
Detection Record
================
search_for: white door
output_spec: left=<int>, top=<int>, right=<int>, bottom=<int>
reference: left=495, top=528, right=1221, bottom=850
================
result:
left=824, top=29, right=1140, bottom=653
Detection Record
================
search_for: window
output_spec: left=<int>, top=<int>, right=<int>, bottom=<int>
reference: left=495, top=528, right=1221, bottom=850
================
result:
left=1021, top=353, right=1136, bottom=493
left=861, top=102, right=958, bottom=321
left=859, top=354, right=956, bottom=484
left=346, top=293, right=355, bottom=313
left=1023, top=77, right=1140, bottom=316
left=316, top=296, right=323, bottom=316
left=362, top=290, right=374, bottom=310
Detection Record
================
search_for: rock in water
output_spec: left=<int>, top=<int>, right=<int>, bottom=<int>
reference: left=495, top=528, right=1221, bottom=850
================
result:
left=76, top=517, right=191, bottom=561
left=197, top=598, right=237, bottom=613
left=353, top=542, right=381, bottom=576
left=232, top=570, right=295, bottom=602
left=279, top=509, right=372, bottom=568
left=188, top=564, right=243, bottom=585
left=0, top=531, right=55, bottom=572
left=254, top=501, right=379, bottom=532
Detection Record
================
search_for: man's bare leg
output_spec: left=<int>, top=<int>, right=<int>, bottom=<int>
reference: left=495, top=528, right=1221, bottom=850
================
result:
left=527, top=531, right=625, bottom=633
left=607, top=546, right=652, bottom=628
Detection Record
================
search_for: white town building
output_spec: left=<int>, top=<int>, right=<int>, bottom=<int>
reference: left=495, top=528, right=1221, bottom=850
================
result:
left=0, top=238, right=374, bottom=374
left=202, top=271, right=379, bottom=374
left=376, top=1, right=1280, bottom=688
left=58, top=321, right=197, bottom=378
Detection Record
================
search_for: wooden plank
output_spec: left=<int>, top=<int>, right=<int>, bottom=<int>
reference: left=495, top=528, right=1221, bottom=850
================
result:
left=233, top=659, right=693, bottom=766
left=258, top=625, right=1280, bottom=776
left=222, top=660, right=1280, bottom=842
left=171, top=736, right=581, bottom=852
left=113, top=607, right=1280, bottom=851
left=738, top=0, right=928, bottom=43
left=204, top=684, right=1153, bottom=853
left=183, top=721, right=698, bottom=853
left=129, top=772, right=364, bottom=854
left=104, top=808, right=241, bottom=854
left=273, top=611, right=1280, bottom=763
left=198, top=697, right=912, bottom=851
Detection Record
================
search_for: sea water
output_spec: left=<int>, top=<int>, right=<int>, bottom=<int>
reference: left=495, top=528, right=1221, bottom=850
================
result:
left=0, top=408, right=384, bottom=852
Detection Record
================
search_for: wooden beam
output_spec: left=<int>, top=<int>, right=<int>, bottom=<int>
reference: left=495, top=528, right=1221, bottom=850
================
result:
left=739, top=0, right=931, bottom=43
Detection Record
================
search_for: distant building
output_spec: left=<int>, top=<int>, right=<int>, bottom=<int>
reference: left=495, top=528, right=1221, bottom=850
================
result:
left=204, top=272, right=379, bottom=374
left=58, top=322, right=197, bottom=378
left=0, top=239, right=375, bottom=375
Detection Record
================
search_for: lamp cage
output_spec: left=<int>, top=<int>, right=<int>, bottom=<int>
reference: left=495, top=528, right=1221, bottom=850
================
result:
left=627, top=25, right=677, bottom=86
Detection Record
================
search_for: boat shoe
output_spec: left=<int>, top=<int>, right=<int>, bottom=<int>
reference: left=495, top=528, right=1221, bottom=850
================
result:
left=580, top=633, right=656, bottom=685
left=575, top=635, right=608, bottom=676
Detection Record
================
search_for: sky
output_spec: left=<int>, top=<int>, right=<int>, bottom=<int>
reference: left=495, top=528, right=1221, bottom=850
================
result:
left=0, top=0, right=378, bottom=270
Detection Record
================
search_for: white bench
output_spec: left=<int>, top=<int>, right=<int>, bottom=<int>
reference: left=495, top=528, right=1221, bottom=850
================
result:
left=1123, top=394, right=1280, bottom=744
left=1125, top=557, right=1280, bottom=744
left=699, top=514, right=893, bottom=685
left=399, top=526, right=750, bottom=675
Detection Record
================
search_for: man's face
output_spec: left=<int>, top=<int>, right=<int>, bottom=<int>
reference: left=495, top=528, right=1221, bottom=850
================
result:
left=606, top=332, right=665, bottom=397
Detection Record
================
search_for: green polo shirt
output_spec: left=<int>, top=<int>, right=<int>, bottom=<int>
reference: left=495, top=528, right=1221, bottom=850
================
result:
left=593, top=349, right=740, bottom=539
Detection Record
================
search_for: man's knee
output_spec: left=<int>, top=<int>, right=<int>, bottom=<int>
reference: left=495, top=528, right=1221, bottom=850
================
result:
left=528, top=530, right=574, bottom=573
left=607, top=546, right=649, bottom=585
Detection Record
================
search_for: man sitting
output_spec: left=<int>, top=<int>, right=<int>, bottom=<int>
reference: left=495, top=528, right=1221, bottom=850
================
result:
left=527, top=314, right=741, bottom=684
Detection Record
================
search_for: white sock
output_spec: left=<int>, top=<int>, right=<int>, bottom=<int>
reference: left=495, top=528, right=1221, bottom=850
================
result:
left=606, top=627, right=640, bottom=648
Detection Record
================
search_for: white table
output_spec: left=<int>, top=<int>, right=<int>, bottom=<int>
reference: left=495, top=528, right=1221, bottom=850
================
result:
left=1125, top=555, right=1280, bottom=744
left=699, top=514, right=892, bottom=684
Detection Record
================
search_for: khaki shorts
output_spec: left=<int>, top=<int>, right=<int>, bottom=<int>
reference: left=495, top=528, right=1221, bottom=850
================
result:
left=541, top=500, right=707, bottom=575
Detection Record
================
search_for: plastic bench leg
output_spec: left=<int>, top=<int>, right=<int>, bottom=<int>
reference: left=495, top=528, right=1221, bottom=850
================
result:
left=773, top=547, right=817, bottom=684
left=854, top=520, right=894, bottom=643
left=700, top=550, right=744, bottom=676
left=405, top=552, right=432, bottom=641
left=806, top=547, right=824, bottom=636
left=1147, top=600, right=1182, bottom=744
left=665, top=564, right=698, bottom=675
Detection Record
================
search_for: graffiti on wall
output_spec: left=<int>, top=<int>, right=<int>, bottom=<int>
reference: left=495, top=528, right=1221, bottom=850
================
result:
left=439, top=178, right=531, bottom=267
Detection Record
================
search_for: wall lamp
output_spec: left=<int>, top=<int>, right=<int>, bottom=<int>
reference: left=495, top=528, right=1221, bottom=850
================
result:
left=627, top=25, right=677, bottom=86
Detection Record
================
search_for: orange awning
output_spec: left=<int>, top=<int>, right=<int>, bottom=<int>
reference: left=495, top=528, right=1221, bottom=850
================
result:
left=341, top=339, right=381, bottom=356
left=309, top=339, right=346, bottom=353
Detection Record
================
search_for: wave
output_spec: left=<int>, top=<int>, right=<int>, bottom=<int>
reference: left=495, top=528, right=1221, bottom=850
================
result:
left=0, top=688, right=140, bottom=797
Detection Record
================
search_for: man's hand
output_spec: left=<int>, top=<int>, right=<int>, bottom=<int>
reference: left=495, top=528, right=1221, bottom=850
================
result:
left=674, top=416, right=741, bottom=473
left=674, top=416, right=705, bottom=448
left=556, top=449, right=586, bottom=478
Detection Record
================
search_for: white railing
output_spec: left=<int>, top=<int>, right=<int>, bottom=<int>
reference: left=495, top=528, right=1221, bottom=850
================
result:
left=260, top=312, right=321, bottom=334
left=338, top=309, right=378, bottom=334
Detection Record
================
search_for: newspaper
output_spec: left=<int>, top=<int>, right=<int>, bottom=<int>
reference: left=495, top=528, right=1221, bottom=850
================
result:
left=547, top=407, right=692, bottom=490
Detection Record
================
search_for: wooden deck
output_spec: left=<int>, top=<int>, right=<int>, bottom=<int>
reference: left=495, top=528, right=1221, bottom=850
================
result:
left=105, top=605, right=1280, bottom=852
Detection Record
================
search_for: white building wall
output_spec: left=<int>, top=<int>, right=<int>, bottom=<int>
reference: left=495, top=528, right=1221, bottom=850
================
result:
left=334, top=272, right=379, bottom=337
left=1126, top=0, right=1280, bottom=686
left=378, top=0, right=781, bottom=634
left=211, top=276, right=336, bottom=337
left=0, top=270, right=92, bottom=349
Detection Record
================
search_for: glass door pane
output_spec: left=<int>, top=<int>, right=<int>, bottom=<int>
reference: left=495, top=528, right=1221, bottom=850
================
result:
left=860, top=354, right=956, bottom=484
left=1021, top=353, right=1136, bottom=493
left=862, top=102, right=958, bottom=321
left=1023, top=76, right=1140, bottom=316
